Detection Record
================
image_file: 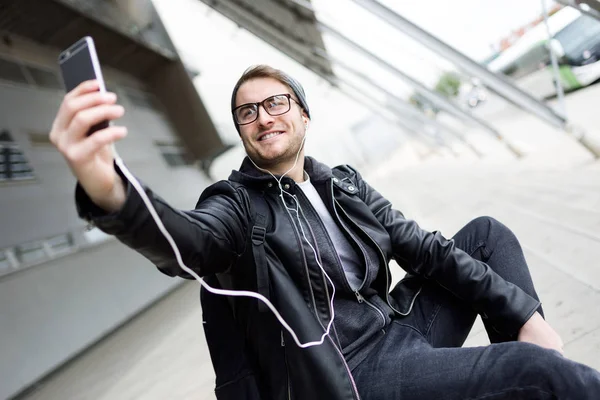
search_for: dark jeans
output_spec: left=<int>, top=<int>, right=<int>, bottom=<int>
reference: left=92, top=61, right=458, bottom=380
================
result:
left=353, top=216, right=600, bottom=399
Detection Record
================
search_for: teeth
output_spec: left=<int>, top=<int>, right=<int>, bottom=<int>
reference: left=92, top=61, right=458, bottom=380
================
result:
left=260, top=131, right=283, bottom=141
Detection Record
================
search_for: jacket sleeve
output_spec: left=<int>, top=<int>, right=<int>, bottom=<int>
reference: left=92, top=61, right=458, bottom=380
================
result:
left=349, top=167, right=540, bottom=336
left=75, top=165, right=248, bottom=279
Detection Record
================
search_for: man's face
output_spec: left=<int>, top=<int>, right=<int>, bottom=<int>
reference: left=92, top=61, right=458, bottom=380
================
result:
left=235, top=77, right=308, bottom=169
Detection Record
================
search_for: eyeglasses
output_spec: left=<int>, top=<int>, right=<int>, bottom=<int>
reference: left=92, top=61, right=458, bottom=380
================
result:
left=232, top=93, right=299, bottom=125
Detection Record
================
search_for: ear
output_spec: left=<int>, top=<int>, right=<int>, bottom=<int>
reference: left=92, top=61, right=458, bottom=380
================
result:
left=301, top=109, right=309, bottom=121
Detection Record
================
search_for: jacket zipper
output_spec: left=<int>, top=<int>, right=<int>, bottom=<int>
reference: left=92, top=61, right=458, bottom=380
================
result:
left=295, top=198, right=344, bottom=348
left=304, top=185, right=385, bottom=342
left=341, top=217, right=371, bottom=291
left=354, top=291, right=386, bottom=327
left=324, top=184, right=373, bottom=295
left=327, top=184, right=388, bottom=323
left=334, top=198, right=422, bottom=316
left=281, top=192, right=320, bottom=316
left=293, top=190, right=360, bottom=399
left=295, top=194, right=335, bottom=314
left=284, top=188, right=359, bottom=399
left=296, top=189, right=360, bottom=295
left=281, top=331, right=292, bottom=400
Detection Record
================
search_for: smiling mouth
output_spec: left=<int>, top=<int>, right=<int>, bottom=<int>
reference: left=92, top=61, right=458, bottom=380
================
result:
left=259, top=131, right=284, bottom=141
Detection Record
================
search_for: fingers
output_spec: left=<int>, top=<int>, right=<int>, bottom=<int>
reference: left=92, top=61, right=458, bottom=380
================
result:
left=52, top=87, right=118, bottom=139
left=65, top=125, right=128, bottom=165
left=53, top=102, right=125, bottom=156
left=67, top=79, right=101, bottom=98
left=68, top=103, right=124, bottom=140
left=66, top=91, right=117, bottom=124
left=54, top=80, right=101, bottom=127
left=49, top=80, right=130, bottom=170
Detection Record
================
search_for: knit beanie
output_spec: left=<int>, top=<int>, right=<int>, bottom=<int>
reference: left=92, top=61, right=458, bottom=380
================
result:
left=231, top=70, right=310, bottom=134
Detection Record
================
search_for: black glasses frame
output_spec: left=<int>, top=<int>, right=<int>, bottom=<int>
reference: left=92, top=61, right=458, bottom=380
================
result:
left=232, top=93, right=299, bottom=125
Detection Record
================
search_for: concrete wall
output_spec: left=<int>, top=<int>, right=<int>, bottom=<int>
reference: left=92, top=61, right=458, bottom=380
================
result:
left=0, top=42, right=213, bottom=399
left=0, top=241, right=183, bottom=400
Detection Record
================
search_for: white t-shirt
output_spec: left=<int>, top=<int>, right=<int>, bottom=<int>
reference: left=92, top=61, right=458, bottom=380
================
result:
left=297, top=176, right=364, bottom=290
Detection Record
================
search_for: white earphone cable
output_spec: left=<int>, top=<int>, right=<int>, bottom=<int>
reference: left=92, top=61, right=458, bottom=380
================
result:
left=111, top=123, right=334, bottom=348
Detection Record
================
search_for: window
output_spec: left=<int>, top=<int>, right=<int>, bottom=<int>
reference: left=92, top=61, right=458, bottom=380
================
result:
left=499, top=43, right=551, bottom=80
left=24, top=65, right=63, bottom=90
left=15, top=241, right=47, bottom=264
left=155, top=141, right=195, bottom=167
left=0, top=251, right=11, bottom=273
left=0, top=130, right=35, bottom=182
left=554, top=15, right=600, bottom=64
left=0, top=57, right=29, bottom=85
left=0, top=228, right=111, bottom=278
left=0, top=56, right=62, bottom=90
left=46, top=233, right=75, bottom=255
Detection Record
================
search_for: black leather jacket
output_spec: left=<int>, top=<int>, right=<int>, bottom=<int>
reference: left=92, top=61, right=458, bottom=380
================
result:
left=76, top=156, right=540, bottom=400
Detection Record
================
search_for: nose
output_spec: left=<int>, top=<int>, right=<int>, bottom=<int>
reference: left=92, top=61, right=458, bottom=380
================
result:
left=256, top=104, right=275, bottom=126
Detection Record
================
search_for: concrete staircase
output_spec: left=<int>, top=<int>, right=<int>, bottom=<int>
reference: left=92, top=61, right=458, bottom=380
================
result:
left=368, top=159, right=600, bottom=370
left=18, top=158, right=600, bottom=400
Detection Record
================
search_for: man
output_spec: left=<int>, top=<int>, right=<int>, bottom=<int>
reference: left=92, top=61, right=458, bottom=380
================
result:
left=50, top=65, right=600, bottom=399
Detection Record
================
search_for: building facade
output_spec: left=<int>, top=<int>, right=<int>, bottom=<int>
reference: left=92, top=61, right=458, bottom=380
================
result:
left=0, top=1, right=223, bottom=398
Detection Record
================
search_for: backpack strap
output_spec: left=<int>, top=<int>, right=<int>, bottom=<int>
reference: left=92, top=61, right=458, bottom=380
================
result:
left=200, top=276, right=263, bottom=400
left=247, top=189, right=271, bottom=313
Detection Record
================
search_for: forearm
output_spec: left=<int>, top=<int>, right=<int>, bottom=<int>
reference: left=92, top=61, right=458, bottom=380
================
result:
left=352, top=167, right=539, bottom=335
left=391, top=218, right=540, bottom=335
left=75, top=167, right=245, bottom=278
left=91, top=173, right=127, bottom=213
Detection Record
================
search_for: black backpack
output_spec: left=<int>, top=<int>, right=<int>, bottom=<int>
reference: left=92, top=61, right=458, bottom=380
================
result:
left=200, top=189, right=270, bottom=399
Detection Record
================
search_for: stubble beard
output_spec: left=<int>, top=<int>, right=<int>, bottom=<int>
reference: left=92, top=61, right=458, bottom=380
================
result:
left=248, top=130, right=306, bottom=171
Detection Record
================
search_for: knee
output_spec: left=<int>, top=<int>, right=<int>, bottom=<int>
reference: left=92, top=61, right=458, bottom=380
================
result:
left=522, top=344, right=561, bottom=368
left=513, top=344, right=563, bottom=383
left=468, top=216, right=515, bottom=243
left=468, top=216, right=502, bottom=230
left=511, top=344, right=600, bottom=397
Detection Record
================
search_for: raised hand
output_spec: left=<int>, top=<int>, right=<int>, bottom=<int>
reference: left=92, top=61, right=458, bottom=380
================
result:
left=50, top=80, right=128, bottom=212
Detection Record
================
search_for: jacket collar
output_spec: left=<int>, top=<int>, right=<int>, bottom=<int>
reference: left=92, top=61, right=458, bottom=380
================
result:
left=228, top=156, right=334, bottom=189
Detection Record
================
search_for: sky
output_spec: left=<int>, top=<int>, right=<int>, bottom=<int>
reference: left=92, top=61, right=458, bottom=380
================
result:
left=150, top=0, right=559, bottom=171
left=152, top=0, right=558, bottom=88
left=311, top=0, right=557, bottom=86
left=377, top=0, right=557, bottom=60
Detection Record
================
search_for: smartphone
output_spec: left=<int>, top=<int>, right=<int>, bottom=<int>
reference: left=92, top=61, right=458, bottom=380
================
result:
left=58, top=36, right=109, bottom=136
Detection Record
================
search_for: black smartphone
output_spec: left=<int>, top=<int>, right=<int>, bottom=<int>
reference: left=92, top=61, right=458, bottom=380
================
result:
left=58, top=36, right=109, bottom=136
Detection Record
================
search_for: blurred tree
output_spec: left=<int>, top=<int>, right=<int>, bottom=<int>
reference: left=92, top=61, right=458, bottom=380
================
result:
left=434, top=71, right=462, bottom=98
